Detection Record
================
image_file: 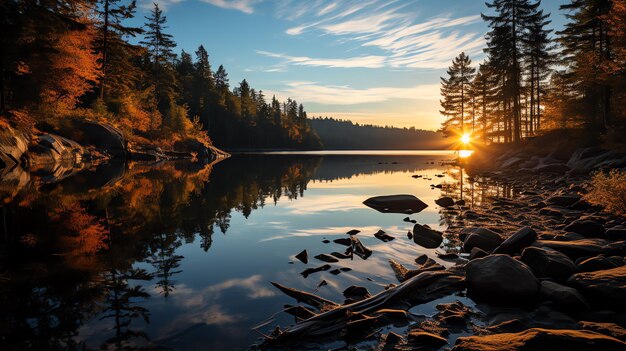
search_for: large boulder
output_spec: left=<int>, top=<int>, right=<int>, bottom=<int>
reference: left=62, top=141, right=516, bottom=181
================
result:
left=466, top=254, right=540, bottom=305
left=568, top=265, right=626, bottom=307
left=564, top=220, right=605, bottom=238
left=71, top=120, right=126, bottom=156
left=534, top=239, right=626, bottom=260
left=412, top=223, right=443, bottom=249
left=605, top=225, right=626, bottom=241
left=25, top=133, right=84, bottom=166
left=493, top=227, right=537, bottom=255
left=452, top=328, right=626, bottom=351
left=0, top=123, right=30, bottom=167
left=576, top=255, right=623, bottom=272
left=463, top=228, right=504, bottom=252
left=435, top=196, right=455, bottom=208
left=547, top=195, right=581, bottom=207
left=363, top=195, right=428, bottom=214
left=521, top=247, right=577, bottom=283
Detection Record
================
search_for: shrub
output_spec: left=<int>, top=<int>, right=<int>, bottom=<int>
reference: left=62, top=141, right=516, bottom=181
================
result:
left=584, top=169, right=626, bottom=216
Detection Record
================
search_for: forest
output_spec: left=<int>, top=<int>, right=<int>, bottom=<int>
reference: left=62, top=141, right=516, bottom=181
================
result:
left=310, top=117, right=448, bottom=150
left=440, top=0, right=626, bottom=145
left=0, top=1, right=322, bottom=151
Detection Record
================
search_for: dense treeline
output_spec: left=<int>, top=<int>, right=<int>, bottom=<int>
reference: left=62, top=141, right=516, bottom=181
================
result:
left=310, top=117, right=447, bottom=150
left=440, top=0, right=626, bottom=144
left=0, top=1, right=321, bottom=150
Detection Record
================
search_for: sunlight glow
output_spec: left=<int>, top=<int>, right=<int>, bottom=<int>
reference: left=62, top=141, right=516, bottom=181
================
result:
left=460, top=133, right=471, bottom=144
left=459, top=150, right=474, bottom=158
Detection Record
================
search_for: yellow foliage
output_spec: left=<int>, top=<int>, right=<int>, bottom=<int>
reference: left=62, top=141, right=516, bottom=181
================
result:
left=584, top=169, right=626, bottom=216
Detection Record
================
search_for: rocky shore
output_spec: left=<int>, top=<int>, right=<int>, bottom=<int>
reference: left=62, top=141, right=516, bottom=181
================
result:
left=0, top=119, right=229, bottom=184
left=262, top=139, right=626, bottom=350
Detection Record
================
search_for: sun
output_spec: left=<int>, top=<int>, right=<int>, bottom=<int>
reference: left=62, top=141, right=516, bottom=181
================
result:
left=460, top=133, right=471, bottom=144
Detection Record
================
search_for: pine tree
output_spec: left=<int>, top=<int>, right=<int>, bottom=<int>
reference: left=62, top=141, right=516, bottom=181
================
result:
left=439, top=52, right=476, bottom=137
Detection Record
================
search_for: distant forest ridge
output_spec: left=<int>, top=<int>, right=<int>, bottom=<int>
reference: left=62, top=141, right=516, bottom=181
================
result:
left=310, top=117, right=451, bottom=150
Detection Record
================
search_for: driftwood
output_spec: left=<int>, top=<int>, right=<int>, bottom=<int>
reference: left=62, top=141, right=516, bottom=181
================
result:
left=389, top=258, right=445, bottom=282
left=265, top=269, right=465, bottom=345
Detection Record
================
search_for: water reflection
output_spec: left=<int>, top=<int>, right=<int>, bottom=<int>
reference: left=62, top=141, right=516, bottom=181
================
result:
left=0, top=153, right=515, bottom=350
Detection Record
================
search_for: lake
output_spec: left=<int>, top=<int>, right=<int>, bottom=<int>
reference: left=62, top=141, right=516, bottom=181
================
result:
left=0, top=151, right=512, bottom=350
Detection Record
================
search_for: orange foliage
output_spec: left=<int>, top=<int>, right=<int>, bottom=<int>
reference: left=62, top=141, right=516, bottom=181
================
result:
left=57, top=201, right=110, bottom=255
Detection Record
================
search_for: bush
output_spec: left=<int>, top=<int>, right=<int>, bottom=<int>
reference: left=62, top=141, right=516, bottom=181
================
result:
left=584, top=169, right=626, bottom=216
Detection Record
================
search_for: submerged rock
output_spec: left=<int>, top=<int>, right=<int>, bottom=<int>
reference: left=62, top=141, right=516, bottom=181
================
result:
left=363, top=194, right=428, bottom=214
left=295, top=250, right=308, bottom=264
left=435, top=196, right=456, bottom=208
left=412, top=224, right=443, bottom=249
left=314, top=253, right=339, bottom=263
left=452, top=328, right=626, bottom=351
left=300, top=264, right=331, bottom=278
left=374, top=229, right=395, bottom=242
left=466, top=255, right=540, bottom=305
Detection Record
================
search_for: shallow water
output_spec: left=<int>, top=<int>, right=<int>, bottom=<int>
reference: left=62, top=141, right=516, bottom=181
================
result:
left=0, top=152, right=512, bottom=350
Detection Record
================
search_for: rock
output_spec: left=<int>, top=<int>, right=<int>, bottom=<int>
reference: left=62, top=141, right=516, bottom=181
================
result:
left=314, top=253, right=339, bottom=263
left=468, top=247, right=489, bottom=260
left=576, top=255, right=621, bottom=272
left=407, top=331, right=448, bottom=348
left=25, top=133, right=85, bottom=167
left=295, top=250, right=308, bottom=264
left=564, top=220, right=605, bottom=238
left=463, top=229, right=504, bottom=252
left=540, top=280, right=590, bottom=311
left=539, top=207, right=564, bottom=217
left=412, top=224, right=443, bottom=249
left=363, top=194, right=428, bottom=214
left=0, top=123, right=30, bottom=168
left=520, top=247, right=577, bottom=283
left=451, top=328, right=626, bottom=351
left=535, top=163, right=571, bottom=174
left=577, top=321, right=626, bottom=340
left=547, top=195, right=582, bottom=207
left=534, top=239, right=626, bottom=260
left=465, top=255, right=540, bottom=305
left=493, top=227, right=538, bottom=255
left=346, top=229, right=360, bottom=235
left=606, top=225, right=626, bottom=240
left=72, top=120, right=126, bottom=156
left=435, top=196, right=456, bottom=207
left=374, top=229, right=395, bottom=242
left=300, top=264, right=331, bottom=278
left=330, top=252, right=351, bottom=259
left=381, top=332, right=403, bottom=350
left=343, top=285, right=371, bottom=301
left=333, top=238, right=352, bottom=246
left=568, top=265, right=626, bottom=307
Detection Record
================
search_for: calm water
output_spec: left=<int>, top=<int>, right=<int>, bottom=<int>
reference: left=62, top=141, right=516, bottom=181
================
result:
left=0, top=151, right=512, bottom=350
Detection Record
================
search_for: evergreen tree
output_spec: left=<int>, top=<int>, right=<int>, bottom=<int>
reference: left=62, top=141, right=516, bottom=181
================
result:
left=439, top=52, right=476, bottom=137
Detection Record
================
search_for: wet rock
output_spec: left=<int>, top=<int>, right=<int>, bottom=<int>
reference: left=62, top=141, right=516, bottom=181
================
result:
left=412, top=224, right=443, bottom=249
left=463, top=229, right=504, bottom=252
left=564, top=220, right=605, bottom=238
left=314, top=253, right=339, bottom=263
left=435, top=196, right=456, bottom=208
left=350, top=237, right=373, bottom=260
left=71, top=120, right=127, bottom=156
left=521, top=247, right=577, bottom=283
left=333, top=238, right=352, bottom=246
left=330, top=252, right=351, bottom=259
left=25, top=133, right=84, bottom=166
left=469, top=247, right=489, bottom=260
left=0, top=123, right=30, bottom=168
left=329, top=269, right=341, bottom=275
left=540, top=280, right=590, bottom=311
left=466, top=255, right=540, bottom=305
left=346, top=229, right=360, bottom=235
left=374, top=229, right=395, bottom=242
left=452, top=328, right=626, bottom=351
left=343, top=285, right=371, bottom=301
left=547, top=195, right=582, bottom=207
left=606, top=225, right=626, bottom=240
left=539, top=207, right=564, bottom=217
left=407, top=331, right=448, bottom=348
left=534, top=239, right=626, bottom=260
left=322, top=239, right=330, bottom=244
left=435, top=301, right=474, bottom=325
left=381, top=332, right=403, bottom=350
left=300, top=264, right=331, bottom=278
left=535, top=163, right=571, bottom=174
left=363, top=194, right=428, bottom=214
left=493, top=227, right=537, bottom=255
left=576, top=255, right=622, bottom=272
left=295, top=250, right=308, bottom=264
left=485, top=319, right=530, bottom=334
left=577, top=321, right=626, bottom=340
left=568, top=265, right=626, bottom=306
left=459, top=227, right=501, bottom=242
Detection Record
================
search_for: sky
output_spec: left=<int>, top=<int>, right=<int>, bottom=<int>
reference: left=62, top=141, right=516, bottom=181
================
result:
left=130, top=0, right=568, bottom=131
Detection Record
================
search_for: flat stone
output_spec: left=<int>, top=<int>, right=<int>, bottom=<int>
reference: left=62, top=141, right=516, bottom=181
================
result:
left=363, top=194, right=428, bottom=214
left=568, top=265, right=626, bottom=306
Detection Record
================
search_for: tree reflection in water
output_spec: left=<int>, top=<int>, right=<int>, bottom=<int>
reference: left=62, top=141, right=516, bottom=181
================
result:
left=0, top=154, right=518, bottom=349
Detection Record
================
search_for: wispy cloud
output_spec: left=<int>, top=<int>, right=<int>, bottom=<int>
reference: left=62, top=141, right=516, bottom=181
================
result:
left=257, top=50, right=386, bottom=68
left=267, top=81, right=440, bottom=105
left=268, top=1, right=484, bottom=69
left=200, top=0, right=259, bottom=14
left=139, top=0, right=185, bottom=11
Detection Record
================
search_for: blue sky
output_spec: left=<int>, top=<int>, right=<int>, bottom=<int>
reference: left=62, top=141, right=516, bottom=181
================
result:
left=131, top=0, right=568, bottom=130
